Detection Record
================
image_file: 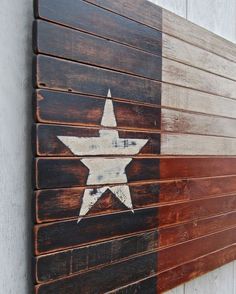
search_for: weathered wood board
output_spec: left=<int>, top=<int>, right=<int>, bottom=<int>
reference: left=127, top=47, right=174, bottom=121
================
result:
left=33, top=0, right=236, bottom=292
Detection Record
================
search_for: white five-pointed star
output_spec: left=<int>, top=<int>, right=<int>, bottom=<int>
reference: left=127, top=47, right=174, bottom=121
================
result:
left=58, top=89, right=149, bottom=222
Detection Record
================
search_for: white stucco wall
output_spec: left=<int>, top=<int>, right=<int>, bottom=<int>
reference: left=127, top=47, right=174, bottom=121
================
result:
left=0, top=0, right=235, bottom=293
left=0, top=0, right=33, bottom=293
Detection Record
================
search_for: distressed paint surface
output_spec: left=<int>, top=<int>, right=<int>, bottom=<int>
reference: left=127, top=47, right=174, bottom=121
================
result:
left=57, top=90, right=148, bottom=220
left=33, top=0, right=236, bottom=293
left=161, top=134, right=236, bottom=155
left=160, top=0, right=236, bottom=293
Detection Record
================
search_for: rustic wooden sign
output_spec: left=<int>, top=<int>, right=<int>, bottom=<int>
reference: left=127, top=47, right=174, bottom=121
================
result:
left=33, top=0, right=236, bottom=293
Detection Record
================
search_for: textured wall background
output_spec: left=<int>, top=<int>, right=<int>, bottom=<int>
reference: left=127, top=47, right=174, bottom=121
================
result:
left=148, top=1, right=236, bottom=293
left=0, top=0, right=235, bottom=293
left=0, top=0, right=33, bottom=293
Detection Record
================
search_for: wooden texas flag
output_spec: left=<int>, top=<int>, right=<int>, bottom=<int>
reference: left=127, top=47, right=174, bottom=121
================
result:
left=33, top=0, right=236, bottom=293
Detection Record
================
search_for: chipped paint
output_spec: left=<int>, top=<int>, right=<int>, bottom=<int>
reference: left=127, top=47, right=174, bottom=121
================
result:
left=57, top=89, right=148, bottom=222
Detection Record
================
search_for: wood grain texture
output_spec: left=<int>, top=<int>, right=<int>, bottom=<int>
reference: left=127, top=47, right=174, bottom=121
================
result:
left=35, top=230, right=158, bottom=283
left=35, top=175, right=236, bottom=223
left=35, top=157, right=160, bottom=189
left=35, top=184, right=236, bottom=225
left=158, top=244, right=236, bottom=293
left=84, top=1, right=236, bottom=66
left=159, top=195, right=236, bottom=227
left=34, top=55, right=162, bottom=105
left=34, top=225, right=236, bottom=290
left=34, top=20, right=162, bottom=81
left=162, top=58, right=236, bottom=99
left=163, top=9, right=236, bottom=63
left=162, top=83, right=236, bottom=119
left=159, top=210, right=236, bottom=247
left=159, top=175, right=236, bottom=202
left=161, top=134, right=236, bottom=155
left=163, top=33, right=236, bottom=81
left=162, top=108, right=236, bottom=137
left=35, top=90, right=161, bottom=127
left=34, top=227, right=236, bottom=292
left=158, top=226, right=236, bottom=271
left=107, top=278, right=186, bottom=294
left=35, top=207, right=236, bottom=256
left=35, top=182, right=160, bottom=223
left=35, top=251, right=157, bottom=294
left=35, top=157, right=236, bottom=190
left=35, top=124, right=160, bottom=157
left=106, top=276, right=157, bottom=294
left=160, top=157, right=236, bottom=180
left=35, top=0, right=162, bottom=55
left=34, top=207, right=158, bottom=255
left=33, top=0, right=236, bottom=292
left=84, top=0, right=162, bottom=30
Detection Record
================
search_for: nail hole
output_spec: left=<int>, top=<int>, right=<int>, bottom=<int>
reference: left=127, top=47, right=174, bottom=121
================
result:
left=68, top=88, right=72, bottom=92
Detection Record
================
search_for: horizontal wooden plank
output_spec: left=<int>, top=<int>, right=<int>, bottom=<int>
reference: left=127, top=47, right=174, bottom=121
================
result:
left=162, top=83, right=236, bottom=119
left=34, top=207, right=158, bottom=255
left=159, top=194, right=236, bottom=227
left=34, top=216, right=236, bottom=284
left=161, top=134, right=236, bottom=156
left=35, top=216, right=236, bottom=283
left=35, top=251, right=157, bottom=294
left=35, top=0, right=162, bottom=55
left=85, top=1, right=236, bottom=65
left=34, top=20, right=162, bottom=80
left=35, top=182, right=160, bottom=223
left=111, top=244, right=236, bottom=293
left=162, top=108, right=236, bottom=138
left=35, top=226, right=236, bottom=291
left=163, top=10, right=236, bottom=63
left=37, top=47, right=236, bottom=103
left=157, top=244, right=236, bottom=293
left=35, top=157, right=160, bottom=189
left=84, top=0, right=162, bottom=31
left=35, top=124, right=160, bottom=157
left=34, top=55, right=162, bottom=105
left=159, top=210, right=236, bottom=247
left=35, top=230, right=158, bottom=283
left=160, top=157, right=236, bottom=180
left=35, top=206, right=236, bottom=256
left=35, top=90, right=161, bottom=128
left=163, top=33, right=236, bottom=81
left=158, top=226, right=236, bottom=272
left=106, top=276, right=157, bottom=294
left=35, top=175, right=236, bottom=223
left=159, top=175, right=236, bottom=203
left=35, top=157, right=236, bottom=190
left=163, top=58, right=236, bottom=99
left=35, top=178, right=236, bottom=223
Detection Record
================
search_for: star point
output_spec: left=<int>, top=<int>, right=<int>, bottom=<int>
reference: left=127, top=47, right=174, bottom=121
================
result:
left=57, top=89, right=149, bottom=222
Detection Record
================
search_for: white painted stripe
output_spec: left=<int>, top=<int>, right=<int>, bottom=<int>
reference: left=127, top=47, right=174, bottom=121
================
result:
left=163, top=33, right=236, bottom=81
left=161, top=134, right=236, bottom=155
left=163, top=10, right=236, bottom=63
left=162, top=83, right=236, bottom=119
left=162, top=108, right=236, bottom=138
left=162, top=58, right=236, bottom=99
